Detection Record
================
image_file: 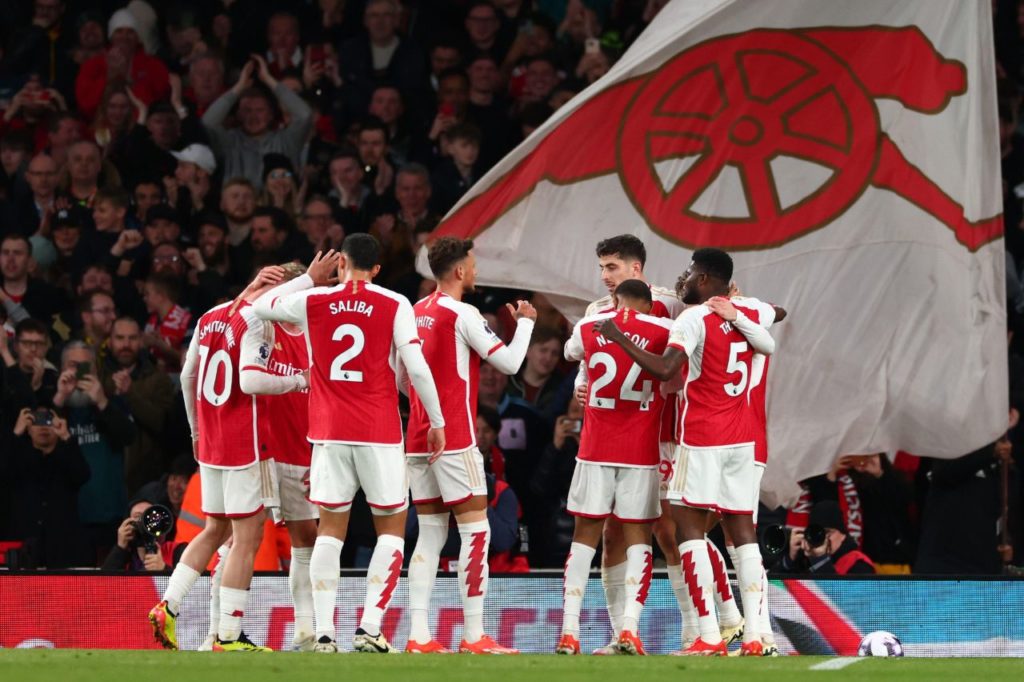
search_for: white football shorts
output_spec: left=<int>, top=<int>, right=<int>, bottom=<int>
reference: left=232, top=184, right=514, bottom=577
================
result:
left=309, top=443, right=409, bottom=515
left=567, top=460, right=660, bottom=523
left=200, top=462, right=264, bottom=518
left=408, top=448, right=488, bottom=506
left=667, top=443, right=756, bottom=514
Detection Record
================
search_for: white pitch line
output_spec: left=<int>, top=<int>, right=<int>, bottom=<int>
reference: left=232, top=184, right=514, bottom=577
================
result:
left=809, top=657, right=864, bottom=671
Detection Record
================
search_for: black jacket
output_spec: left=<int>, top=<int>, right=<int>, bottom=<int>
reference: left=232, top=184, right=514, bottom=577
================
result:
left=1, top=434, right=91, bottom=568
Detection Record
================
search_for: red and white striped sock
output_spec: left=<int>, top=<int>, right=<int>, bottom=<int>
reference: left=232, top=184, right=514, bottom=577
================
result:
left=621, top=543, right=653, bottom=634
left=360, top=534, right=404, bottom=636
left=457, top=520, right=490, bottom=643
left=679, top=540, right=721, bottom=644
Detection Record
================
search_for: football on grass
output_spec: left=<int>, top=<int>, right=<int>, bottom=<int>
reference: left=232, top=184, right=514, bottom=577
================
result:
left=857, top=631, right=904, bottom=657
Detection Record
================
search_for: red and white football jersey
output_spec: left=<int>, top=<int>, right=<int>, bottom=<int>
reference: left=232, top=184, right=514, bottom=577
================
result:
left=406, top=292, right=507, bottom=455
left=566, top=308, right=672, bottom=467
left=187, top=301, right=264, bottom=469
left=749, top=354, right=770, bottom=465
left=261, top=280, right=420, bottom=445
left=668, top=298, right=775, bottom=448
left=586, top=283, right=683, bottom=444
left=249, top=322, right=311, bottom=466
left=146, top=302, right=192, bottom=370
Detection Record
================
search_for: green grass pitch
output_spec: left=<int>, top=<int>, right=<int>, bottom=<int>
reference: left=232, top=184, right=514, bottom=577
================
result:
left=2, top=650, right=1024, bottom=682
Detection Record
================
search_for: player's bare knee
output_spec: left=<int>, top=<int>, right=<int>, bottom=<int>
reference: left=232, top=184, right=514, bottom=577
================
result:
left=451, top=495, right=487, bottom=523
left=621, top=521, right=652, bottom=546
left=572, top=517, right=604, bottom=548
left=720, top=514, right=756, bottom=546
left=371, top=507, right=407, bottom=538
left=287, top=519, right=318, bottom=548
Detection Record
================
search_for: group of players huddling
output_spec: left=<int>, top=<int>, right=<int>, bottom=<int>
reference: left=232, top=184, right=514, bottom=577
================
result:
left=146, top=232, right=784, bottom=657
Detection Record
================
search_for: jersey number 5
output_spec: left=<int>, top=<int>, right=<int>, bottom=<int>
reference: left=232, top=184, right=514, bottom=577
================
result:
left=330, top=323, right=365, bottom=382
left=724, top=341, right=749, bottom=397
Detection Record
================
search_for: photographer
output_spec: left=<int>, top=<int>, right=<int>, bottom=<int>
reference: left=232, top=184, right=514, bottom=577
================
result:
left=101, top=498, right=176, bottom=572
left=779, top=500, right=875, bottom=575
left=2, top=407, right=91, bottom=568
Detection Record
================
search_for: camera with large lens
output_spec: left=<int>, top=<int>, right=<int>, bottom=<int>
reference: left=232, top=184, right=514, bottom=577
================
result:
left=129, top=504, right=174, bottom=554
left=803, top=523, right=828, bottom=548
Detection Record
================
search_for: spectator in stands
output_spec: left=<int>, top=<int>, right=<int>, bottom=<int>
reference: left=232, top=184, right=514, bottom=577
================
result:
left=3, top=407, right=90, bottom=568
left=220, top=177, right=258, bottom=249
left=104, top=316, right=175, bottom=493
left=0, top=318, right=57, bottom=415
left=464, top=2, right=510, bottom=61
left=250, top=206, right=300, bottom=267
left=431, top=123, right=481, bottom=214
left=44, top=112, right=82, bottom=169
left=0, top=131, right=32, bottom=204
left=297, top=196, right=338, bottom=256
left=62, top=140, right=115, bottom=208
left=167, top=143, right=218, bottom=219
left=52, top=340, right=137, bottom=562
left=75, top=8, right=171, bottom=121
left=7, top=154, right=60, bottom=238
left=0, top=1, right=75, bottom=94
left=506, top=325, right=571, bottom=423
left=357, top=117, right=397, bottom=197
left=259, top=153, right=305, bottom=219
left=368, top=85, right=415, bottom=165
left=780, top=500, right=876, bottom=574
left=514, top=55, right=562, bottom=118
left=915, top=431, right=1016, bottom=575
left=428, top=38, right=463, bottom=94
left=90, top=187, right=143, bottom=269
left=183, top=212, right=237, bottom=296
left=185, top=53, right=226, bottom=118
left=0, top=76, right=69, bottom=148
left=327, top=149, right=374, bottom=234
left=370, top=163, right=437, bottom=297
left=92, top=86, right=137, bottom=153
left=528, top=397, right=583, bottom=567
left=130, top=179, right=163, bottom=226
left=478, top=361, right=551, bottom=565
left=466, top=53, right=515, bottom=170
left=202, top=55, right=313, bottom=188
left=141, top=272, right=192, bottom=372
left=2, top=233, right=67, bottom=331
left=338, top=0, right=429, bottom=118
left=75, top=289, right=116, bottom=371
left=266, top=11, right=304, bottom=78
left=135, top=453, right=195, bottom=520
left=427, top=69, right=471, bottom=156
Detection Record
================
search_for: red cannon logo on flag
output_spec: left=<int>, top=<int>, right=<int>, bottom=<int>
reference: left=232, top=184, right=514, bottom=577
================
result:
left=437, top=27, right=1002, bottom=251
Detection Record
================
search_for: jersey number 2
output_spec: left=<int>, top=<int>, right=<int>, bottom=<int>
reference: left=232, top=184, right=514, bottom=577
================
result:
left=330, top=324, right=365, bottom=382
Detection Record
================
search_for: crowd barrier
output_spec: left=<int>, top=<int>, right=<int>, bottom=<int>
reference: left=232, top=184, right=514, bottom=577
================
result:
left=1, top=573, right=1022, bottom=655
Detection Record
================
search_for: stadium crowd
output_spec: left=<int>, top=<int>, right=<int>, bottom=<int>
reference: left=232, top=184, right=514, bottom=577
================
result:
left=0, top=0, right=1021, bottom=578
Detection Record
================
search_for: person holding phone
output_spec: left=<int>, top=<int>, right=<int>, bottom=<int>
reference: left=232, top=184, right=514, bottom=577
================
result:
left=53, top=340, right=137, bottom=564
left=5, top=407, right=91, bottom=568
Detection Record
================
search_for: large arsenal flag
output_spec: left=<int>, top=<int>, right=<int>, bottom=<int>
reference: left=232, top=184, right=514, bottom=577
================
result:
left=423, top=0, right=1006, bottom=504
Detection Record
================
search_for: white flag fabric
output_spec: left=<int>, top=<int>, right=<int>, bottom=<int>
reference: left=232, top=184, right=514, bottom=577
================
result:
left=421, top=0, right=1006, bottom=505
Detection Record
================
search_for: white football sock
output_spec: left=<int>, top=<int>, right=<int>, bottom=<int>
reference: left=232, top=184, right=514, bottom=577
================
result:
left=457, top=519, right=490, bottom=643
left=289, top=546, right=314, bottom=642
left=758, top=567, right=774, bottom=644
left=207, top=545, right=228, bottom=636
left=734, top=543, right=764, bottom=644
left=679, top=540, right=721, bottom=644
left=601, top=561, right=627, bottom=637
left=562, top=542, right=596, bottom=637
left=621, top=543, right=653, bottom=634
left=707, top=538, right=741, bottom=627
left=218, top=586, right=248, bottom=642
left=360, top=534, right=404, bottom=636
left=310, top=535, right=343, bottom=641
left=163, top=562, right=200, bottom=616
left=408, top=513, right=448, bottom=644
left=667, top=562, right=698, bottom=644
